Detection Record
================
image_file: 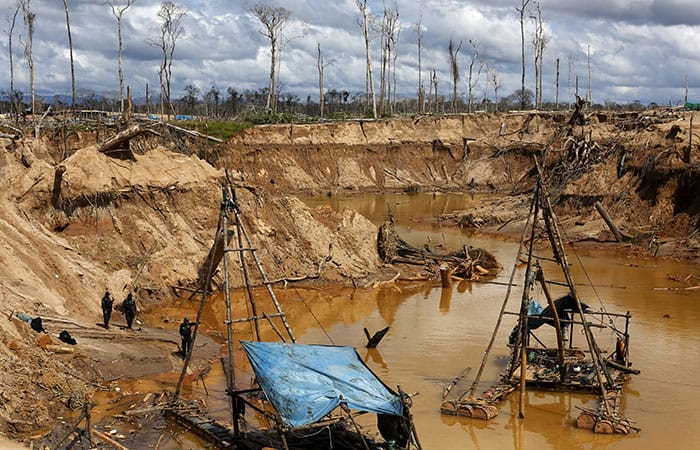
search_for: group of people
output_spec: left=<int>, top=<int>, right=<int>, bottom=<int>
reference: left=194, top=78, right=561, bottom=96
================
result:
left=100, top=290, right=137, bottom=329
left=100, top=289, right=195, bottom=358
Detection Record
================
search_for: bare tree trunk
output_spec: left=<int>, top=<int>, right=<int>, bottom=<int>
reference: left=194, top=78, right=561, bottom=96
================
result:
left=414, top=14, right=424, bottom=114
left=555, top=58, right=560, bottom=109
left=108, top=1, right=135, bottom=114
left=587, top=44, right=592, bottom=105
left=517, top=0, right=531, bottom=110
left=379, top=11, right=387, bottom=116
left=62, top=0, right=76, bottom=111
left=568, top=53, right=575, bottom=109
left=448, top=38, right=461, bottom=113
left=6, top=4, right=20, bottom=120
left=268, top=36, right=276, bottom=112
left=493, top=71, right=500, bottom=112
left=317, top=43, right=324, bottom=118
left=21, top=0, right=36, bottom=116
left=356, top=0, right=377, bottom=118
left=432, top=69, right=439, bottom=114
left=685, top=74, right=689, bottom=104
left=467, top=39, right=481, bottom=114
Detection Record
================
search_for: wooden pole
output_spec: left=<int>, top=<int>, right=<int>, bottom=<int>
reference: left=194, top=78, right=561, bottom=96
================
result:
left=536, top=156, right=613, bottom=416
left=340, top=403, right=371, bottom=450
left=233, top=201, right=261, bottom=342
left=174, top=201, right=225, bottom=401
left=231, top=187, right=296, bottom=343
left=594, top=201, right=624, bottom=242
left=222, top=203, right=239, bottom=436
left=519, top=182, right=540, bottom=419
left=536, top=268, right=565, bottom=380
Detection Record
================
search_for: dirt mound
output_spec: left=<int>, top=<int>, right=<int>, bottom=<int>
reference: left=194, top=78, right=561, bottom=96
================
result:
left=0, top=135, right=383, bottom=443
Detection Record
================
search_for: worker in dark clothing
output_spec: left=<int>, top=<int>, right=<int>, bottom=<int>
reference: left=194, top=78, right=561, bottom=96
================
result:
left=101, top=290, right=113, bottom=328
left=30, top=316, right=44, bottom=333
left=122, top=292, right=137, bottom=329
left=179, top=317, right=196, bottom=358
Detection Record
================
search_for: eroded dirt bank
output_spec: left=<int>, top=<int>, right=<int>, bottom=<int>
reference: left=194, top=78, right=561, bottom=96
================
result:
left=0, top=110, right=698, bottom=445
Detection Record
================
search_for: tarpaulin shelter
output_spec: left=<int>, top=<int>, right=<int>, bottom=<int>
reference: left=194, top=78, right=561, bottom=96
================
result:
left=241, top=340, right=404, bottom=428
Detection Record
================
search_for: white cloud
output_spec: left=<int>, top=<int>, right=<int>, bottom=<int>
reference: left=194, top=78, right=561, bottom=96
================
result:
left=0, top=0, right=697, bottom=104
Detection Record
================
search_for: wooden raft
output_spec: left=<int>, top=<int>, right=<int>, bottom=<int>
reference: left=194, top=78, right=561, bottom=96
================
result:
left=440, top=381, right=515, bottom=420
left=164, top=401, right=240, bottom=449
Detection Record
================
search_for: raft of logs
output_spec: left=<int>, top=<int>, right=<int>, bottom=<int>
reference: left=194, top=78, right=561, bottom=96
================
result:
left=377, top=214, right=501, bottom=282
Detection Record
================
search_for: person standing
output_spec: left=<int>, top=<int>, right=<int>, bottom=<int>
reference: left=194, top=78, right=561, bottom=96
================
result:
left=179, top=317, right=196, bottom=358
left=101, top=290, right=113, bottom=328
left=123, top=292, right=137, bottom=329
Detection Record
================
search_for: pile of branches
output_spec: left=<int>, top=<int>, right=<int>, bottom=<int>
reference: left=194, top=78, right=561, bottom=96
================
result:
left=377, top=215, right=501, bottom=280
left=548, top=135, right=621, bottom=187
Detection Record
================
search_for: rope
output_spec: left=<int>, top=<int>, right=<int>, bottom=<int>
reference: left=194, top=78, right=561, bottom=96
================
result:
left=289, top=286, right=335, bottom=345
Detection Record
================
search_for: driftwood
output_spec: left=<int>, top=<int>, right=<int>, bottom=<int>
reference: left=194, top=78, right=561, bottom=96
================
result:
left=378, top=214, right=501, bottom=281
left=364, top=326, right=390, bottom=348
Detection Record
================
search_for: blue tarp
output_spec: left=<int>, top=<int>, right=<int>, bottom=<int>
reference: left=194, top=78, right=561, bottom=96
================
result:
left=241, top=341, right=404, bottom=428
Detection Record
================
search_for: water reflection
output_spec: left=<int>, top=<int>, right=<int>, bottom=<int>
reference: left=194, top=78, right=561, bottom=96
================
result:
left=147, top=192, right=699, bottom=450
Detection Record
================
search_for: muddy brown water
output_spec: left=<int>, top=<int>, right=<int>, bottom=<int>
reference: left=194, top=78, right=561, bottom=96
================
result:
left=101, top=193, right=699, bottom=449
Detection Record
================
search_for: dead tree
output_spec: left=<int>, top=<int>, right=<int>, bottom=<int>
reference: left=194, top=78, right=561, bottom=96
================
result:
left=62, top=0, right=76, bottom=111
left=151, top=1, right=185, bottom=118
left=379, top=5, right=399, bottom=115
left=516, top=0, right=531, bottom=110
left=252, top=2, right=291, bottom=114
left=492, top=70, right=501, bottom=112
left=4, top=3, right=21, bottom=120
left=467, top=39, right=483, bottom=114
left=448, top=38, right=462, bottom=113
left=531, top=1, right=546, bottom=109
left=355, top=0, right=377, bottom=118
left=317, top=43, right=324, bottom=118
left=555, top=57, right=560, bottom=109
left=108, top=0, right=136, bottom=114
left=20, top=0, right=35, bottom=116
left=567, top=53, right=575, bottom=108
left=587, top=44, right=592, bottom=104
left=431, top=69, right=439, bottom=114
left=414, top=13, right=425, bottom=114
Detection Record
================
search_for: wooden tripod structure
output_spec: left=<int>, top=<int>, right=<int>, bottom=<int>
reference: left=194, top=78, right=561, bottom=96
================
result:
left=441, top=157, right=639, bottom=434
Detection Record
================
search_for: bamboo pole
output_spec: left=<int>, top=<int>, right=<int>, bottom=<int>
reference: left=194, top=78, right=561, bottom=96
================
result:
left=536, top=268, right=565, bottom=380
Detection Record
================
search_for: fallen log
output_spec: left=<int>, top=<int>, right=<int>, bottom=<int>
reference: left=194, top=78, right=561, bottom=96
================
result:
left=594, top=201, right=624, bottom=242
left=97, top=124, right=157, bottom=155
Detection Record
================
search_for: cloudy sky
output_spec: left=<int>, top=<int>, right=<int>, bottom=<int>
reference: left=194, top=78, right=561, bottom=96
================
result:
left=0, top=0, right=698, bottom=106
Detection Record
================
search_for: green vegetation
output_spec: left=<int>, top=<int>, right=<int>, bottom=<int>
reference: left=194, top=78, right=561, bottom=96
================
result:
left=171, top=120, right=252, bottom=140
